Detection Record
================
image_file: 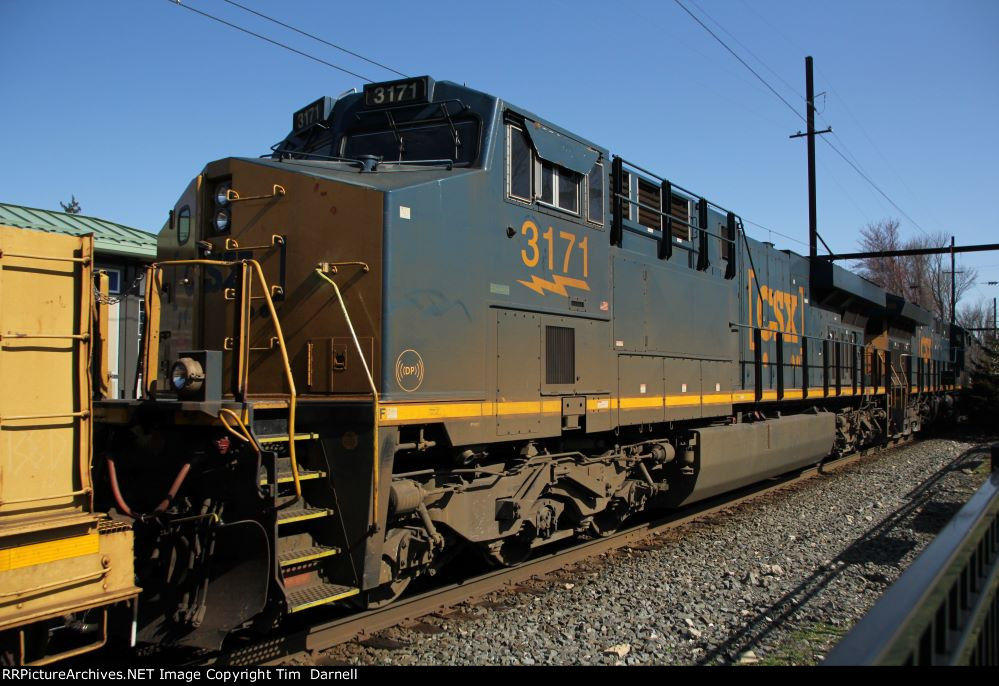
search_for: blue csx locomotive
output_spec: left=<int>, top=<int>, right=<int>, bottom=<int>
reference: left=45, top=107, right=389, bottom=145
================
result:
left=93, top=76, right=977, bottom=649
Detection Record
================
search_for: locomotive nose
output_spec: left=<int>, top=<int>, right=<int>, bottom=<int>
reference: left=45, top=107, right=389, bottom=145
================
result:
left=154, top=157, right=385, bottom=399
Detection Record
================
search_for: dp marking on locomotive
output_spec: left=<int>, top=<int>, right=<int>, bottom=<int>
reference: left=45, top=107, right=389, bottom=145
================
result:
left=395, top=349, right=425, bottom=392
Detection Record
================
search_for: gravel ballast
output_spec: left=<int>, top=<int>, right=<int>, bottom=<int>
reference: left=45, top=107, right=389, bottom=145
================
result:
left=319, top=435, right=995, bottom=666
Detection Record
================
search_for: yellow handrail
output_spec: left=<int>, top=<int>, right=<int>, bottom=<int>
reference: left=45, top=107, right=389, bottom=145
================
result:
left=315, top=269, right=380, bottom=529
left=246, top=259, right=301, bottom=499
left=142, top=258, right=301, bottom=501
left=218, top=408, right=262, bottom=455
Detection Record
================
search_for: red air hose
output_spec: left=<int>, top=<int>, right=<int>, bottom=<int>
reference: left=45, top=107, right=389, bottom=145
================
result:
left=105, top=455, right=135, bottom=518
left=106, top=455, right=191, bottom=519
left=155, top=463, right=192, bottom=513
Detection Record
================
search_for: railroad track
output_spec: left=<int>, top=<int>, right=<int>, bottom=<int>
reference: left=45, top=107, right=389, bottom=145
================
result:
left=193, top=439, right=912, bottom=667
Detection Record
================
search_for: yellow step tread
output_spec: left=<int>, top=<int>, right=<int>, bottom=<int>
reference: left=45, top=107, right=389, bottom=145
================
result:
left=259, top=467, right=326, bottom=485
left=276, top=507, right=332, bottom=525
left=257, top=432, right=320, bottom=445
left=287, top=582, right=358, bottom=612
left=279, top=545, right=340, bottom=567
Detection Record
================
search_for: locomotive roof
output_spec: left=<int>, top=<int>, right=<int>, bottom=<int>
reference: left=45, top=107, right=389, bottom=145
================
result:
left=239, top=156, right=482, bottom=191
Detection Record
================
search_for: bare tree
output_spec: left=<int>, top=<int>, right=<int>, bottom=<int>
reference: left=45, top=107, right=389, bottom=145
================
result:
left=959, top=299, right=990, bottom=331
left=960, top=298, right=998, bottom=343
left=853, top=218, right=976, bottom=322
left=854, top=219, right=911, bottom=299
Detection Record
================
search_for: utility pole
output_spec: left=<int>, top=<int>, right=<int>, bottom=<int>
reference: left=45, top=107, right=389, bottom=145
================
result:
left=806, top=57, right=818, bottom=260
left=950, top=235, right=956, bottom=326
left=790, top=56, right=831, bottom=259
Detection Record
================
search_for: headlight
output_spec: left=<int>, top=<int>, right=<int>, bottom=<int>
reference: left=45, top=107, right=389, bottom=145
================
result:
left=214, top=208, right=231, bottom=233
left=171, top=357, right=205, bottom=395
left=215, top=183, right=232, bottom=206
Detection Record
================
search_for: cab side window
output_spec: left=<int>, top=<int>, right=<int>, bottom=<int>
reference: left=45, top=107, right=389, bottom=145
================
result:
left=177, top=206, right=191, bottom=245
left=507, top=122, right=601, bottom=222
left=587, top=161, right=604, bottom=225
left=508, top=125, right=532, bottom=202
left=538, top=161, right=579, bottom=214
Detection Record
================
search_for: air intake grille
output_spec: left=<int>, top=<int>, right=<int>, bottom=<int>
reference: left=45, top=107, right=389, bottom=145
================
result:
left=545, top=326, right=575, bottom=385
left=637, top=179, right=662, bottom=230
left=670, top=193, right=691, bottom=240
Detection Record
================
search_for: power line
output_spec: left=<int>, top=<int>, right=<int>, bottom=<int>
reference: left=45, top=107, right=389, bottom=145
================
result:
left=823, top=91, right=932, bottom=215
left=736, top=0, right=943, bottom=235
left=165, top=0, right=374, bottom=82
left=817, top=154, right=876, bottom=227
left=219, top=0, right=408, bottom=79
left=743, top=218, right=810, bottom=248
left=687, top=0, right=804, bottom=101
left=671, top=0, right=803, bottom=120
left=819, top=137, right=931, bottom=237
left=672, top=0, right=933, bottom=239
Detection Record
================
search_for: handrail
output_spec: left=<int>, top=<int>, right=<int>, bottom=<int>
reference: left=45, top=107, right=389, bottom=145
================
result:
left=611, top=191, right=736, bottom=246
left=615, top=156, right=739, bottom=217
left=141, top=258, right=301, bottom=501
left=218, top=408, right=263, bottom=455
left=0, top=487, right=91, bottom=506
left=1, top=568, right=109, bottom=600
left=826, top=446, right=999, bottom=665
left=225, top=184, right=286, bottom=204
left=223, top=234, right=285, bottom=252
left=0, top=249, right=90, bottom=265
left=0, top=332, right=89, bottom=341
left=612, top=155, right=739, bottom=245
left=0, top=410, right=89, bottom=423
left=245, top=259, right=301, bottom=501
left=315, top=269, right=380, bottom=530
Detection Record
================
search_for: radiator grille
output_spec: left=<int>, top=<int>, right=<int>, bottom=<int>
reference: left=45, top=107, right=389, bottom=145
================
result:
left=670, top=193, right=691, bottom=240
left=637, top=178, right=662, bottom=230
left=545, top=326, right=575, bottom=385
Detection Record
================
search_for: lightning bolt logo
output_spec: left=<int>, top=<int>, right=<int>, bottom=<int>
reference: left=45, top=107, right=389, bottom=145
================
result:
left=517, top=274, right=591, bottom=297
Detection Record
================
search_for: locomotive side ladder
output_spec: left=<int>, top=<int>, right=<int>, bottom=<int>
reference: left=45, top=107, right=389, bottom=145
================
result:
left=888, top=355, right=910, bottom=436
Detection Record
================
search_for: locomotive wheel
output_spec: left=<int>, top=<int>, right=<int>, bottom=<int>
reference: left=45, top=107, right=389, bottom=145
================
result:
left=590, top=507, right=627, bottom=537
left=365, top=560, right=413, bottom=609
left=479, top=536, right=532, bottom=568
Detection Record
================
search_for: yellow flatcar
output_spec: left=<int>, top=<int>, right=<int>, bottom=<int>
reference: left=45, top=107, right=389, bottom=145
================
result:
left=0, top=225, right=138, bottom=665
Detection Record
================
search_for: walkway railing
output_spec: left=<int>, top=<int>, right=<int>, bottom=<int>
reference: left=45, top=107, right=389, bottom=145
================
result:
left=825, top=444, right=999, bottom=665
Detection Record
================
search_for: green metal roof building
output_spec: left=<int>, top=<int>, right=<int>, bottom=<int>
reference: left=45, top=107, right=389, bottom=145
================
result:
left=0, top=202, right=157, bottom=260
left=0, top=201, right=157, bottom=399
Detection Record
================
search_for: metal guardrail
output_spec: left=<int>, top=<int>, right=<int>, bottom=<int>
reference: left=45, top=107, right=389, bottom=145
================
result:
left=825, top=444, right=999, bottom=665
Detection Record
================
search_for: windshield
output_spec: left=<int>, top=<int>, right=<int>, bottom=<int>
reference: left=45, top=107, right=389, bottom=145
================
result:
left=342, top=119, right=479, bottom=166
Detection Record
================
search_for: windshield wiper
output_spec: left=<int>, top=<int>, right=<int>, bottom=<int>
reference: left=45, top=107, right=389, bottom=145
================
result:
left=384, top=111, right=405, bottom=159
left=267, top=148, right=364, bottom=167
left=376, top=159, right=454, bottom=170
left=439, top=102, right=462, bottom=156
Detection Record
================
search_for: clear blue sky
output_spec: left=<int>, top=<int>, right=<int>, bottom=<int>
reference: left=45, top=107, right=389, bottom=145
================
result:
left=2, top=0, right=997, bottom=305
